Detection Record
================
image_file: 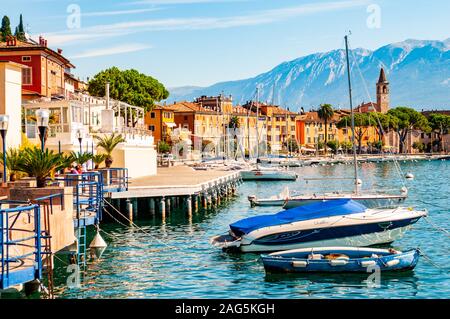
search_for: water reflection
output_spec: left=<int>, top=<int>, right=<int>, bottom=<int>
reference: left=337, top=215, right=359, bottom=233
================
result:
left=47, top=161, right=449, bottom=299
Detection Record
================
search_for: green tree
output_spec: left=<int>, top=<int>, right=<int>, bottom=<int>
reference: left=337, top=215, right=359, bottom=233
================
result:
left=92, top=154, right=108, bottom=169
left=428, top=113, right=450, bottom=152
left=14, top=14, right=26, bottom=41
left=158, top=141, right=171, bottom=154
left=412, top=141, right=425, bottom=153
left=388, top=107, right=430, bottom=153
left=94, top=133, right=126, bottom=167
left=88, top=67, right=169, bottom=126
left=337, top=113, right=372, bottom=153
left=1, top=16, right=12, bottom=41
left=317, top=104, right=334, bottom=154
left=284, top=138, right=299, bottom=154
left=326, top=140, right=340, bottom=154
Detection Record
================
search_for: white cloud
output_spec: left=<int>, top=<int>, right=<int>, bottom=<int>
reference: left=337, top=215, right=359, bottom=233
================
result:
left=45, top=0, right=369, bottom=45
left=131, top=0, right=245, bottom=4
left=81, top=8, right=161, bottom=17
left=71, top=43, right=152, bottom=59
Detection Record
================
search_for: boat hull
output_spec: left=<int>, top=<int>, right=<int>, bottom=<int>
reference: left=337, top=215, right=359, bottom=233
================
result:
left=241, top=170, right=297, bottom=181
left=241, top=225, right=411, bottom=252
left=261, top=247, right=420, bottom=273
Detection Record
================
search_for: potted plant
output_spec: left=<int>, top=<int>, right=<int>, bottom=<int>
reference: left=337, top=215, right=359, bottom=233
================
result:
left=92, top=153, right=107, bottom=169
left=69, top=151, right=93, bottom=167
left=0, top=148, right=23, bottom=182
left=94, top=133, right=125, bottom=168
left=16, top=147, right=68, bottom=188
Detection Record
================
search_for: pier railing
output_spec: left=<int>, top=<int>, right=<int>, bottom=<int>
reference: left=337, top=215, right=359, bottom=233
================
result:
left=0, top=202, right=42, bottom=290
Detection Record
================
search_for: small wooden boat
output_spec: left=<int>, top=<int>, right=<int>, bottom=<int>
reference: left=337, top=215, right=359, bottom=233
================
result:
left=261, top=247, right=420, bottom=273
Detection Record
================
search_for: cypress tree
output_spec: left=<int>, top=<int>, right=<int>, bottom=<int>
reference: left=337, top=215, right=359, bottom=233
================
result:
left=18, top=14, right=24, bottom=33
left=16, top=14, right=26, bottom=41
left=1, top=16, right=12, bottom=42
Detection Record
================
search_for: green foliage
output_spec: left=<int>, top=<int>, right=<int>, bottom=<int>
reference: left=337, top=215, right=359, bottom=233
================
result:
left=0, top=148, right=23, bottom=178
left=158, top=141, right=171, bottom=153
left=88, top=67, right=169, bottom=112
left=340, top=141, right=353, bottom=153
left=285, top=138, right=299, bottom=153
left=92, top=154, right=108, bottom=168
left=15, top=147, right=68, bottom=187
left=412, top=141, right=425, bottom=153
left=14, top=14, right=26, bottom=41
left=69, top=151, right=93, bottom=165
left=1, top=15, right=12, bottom=41
left=317, top=104, right=334, bottom=154
left=337, top=113, right=373, bottom=153
left=228, top=116, right=240, bottom=129
left=94, top=133, right=125, bottom=157
left=317, top=140, right=325, bottom=151
left=388, top=107, right=430, bottom=153
left=326, top=140, right=340, bottom=154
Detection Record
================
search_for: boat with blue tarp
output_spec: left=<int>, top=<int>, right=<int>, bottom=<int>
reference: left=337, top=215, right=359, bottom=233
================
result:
left=210, top=199, right=427, bottom=252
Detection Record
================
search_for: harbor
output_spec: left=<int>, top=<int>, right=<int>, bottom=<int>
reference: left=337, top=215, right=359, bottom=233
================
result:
left=48, top=160, right=449, bottom=299
left=0, top=1, right=449, bottom=304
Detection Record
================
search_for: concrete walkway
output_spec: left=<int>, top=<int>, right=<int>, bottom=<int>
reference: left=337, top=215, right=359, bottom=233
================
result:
left=108, top=166, right=241, bottom=199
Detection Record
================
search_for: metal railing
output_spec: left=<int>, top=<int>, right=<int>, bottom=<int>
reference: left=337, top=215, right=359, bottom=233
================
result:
left=0, top=202, right=42, bottom=290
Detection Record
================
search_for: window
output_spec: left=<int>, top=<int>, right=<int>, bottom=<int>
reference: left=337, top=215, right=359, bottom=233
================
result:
left=22, top=67, right=32, bottom=85
left=150, top=112, right=156, bottom=119
left=22, top=56, right=31, bottom=62
left=149, top=125, right=155, bottom=131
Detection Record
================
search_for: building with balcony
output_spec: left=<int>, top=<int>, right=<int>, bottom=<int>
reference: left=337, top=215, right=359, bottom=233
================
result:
left=0, top=36, right=76, bottom=101
left=23, top=95, right=157, bottom=178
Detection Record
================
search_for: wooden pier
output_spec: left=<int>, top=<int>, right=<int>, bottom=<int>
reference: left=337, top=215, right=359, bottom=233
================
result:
left=104, top=166, right=241, bottom=220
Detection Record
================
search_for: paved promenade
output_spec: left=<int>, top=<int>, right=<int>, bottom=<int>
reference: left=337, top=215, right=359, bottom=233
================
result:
left=108, top=166, right=241, bottom=199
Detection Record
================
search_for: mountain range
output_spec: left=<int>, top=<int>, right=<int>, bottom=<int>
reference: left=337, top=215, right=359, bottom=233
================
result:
left=167, top=39, right=450, bottom=112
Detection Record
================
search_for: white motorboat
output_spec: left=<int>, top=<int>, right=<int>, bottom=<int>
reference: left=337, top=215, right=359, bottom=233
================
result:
left=211, top=199, right=427, bottom=253
left=248, top=187, right=291, bottom=207
left=241, top=166, right=298, bottom=181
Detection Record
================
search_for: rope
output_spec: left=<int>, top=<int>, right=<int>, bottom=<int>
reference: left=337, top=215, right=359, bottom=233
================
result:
left=102, top=199, right=183, bottom=251
left=422, top=216, right=450, bottom=237
left=418, top=248, right=450, bottom=273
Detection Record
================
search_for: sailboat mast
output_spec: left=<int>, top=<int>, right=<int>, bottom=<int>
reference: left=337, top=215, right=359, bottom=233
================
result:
left=344, top=35, right=359, bottom=194
left=256, top=86, right=260, bottom=159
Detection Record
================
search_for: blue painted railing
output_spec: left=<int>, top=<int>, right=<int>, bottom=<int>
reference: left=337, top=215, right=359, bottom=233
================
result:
left=0, top=202, right=42, bottom=290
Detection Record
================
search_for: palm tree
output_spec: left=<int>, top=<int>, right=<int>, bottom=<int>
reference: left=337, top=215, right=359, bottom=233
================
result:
left=94, top=133, right=125, bottom=168
left=317, top=104, right=334, bottom=155
left=92, top=154, right=107, bottom=169
left=0, top=148, right=22, bottom=181
left=16, top=147, right=68, bottom=187
left=69, top=151, right=93, bottom=166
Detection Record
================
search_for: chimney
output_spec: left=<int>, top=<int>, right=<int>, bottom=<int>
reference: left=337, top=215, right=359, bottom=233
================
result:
left=57, top=48, right=63, bottom=54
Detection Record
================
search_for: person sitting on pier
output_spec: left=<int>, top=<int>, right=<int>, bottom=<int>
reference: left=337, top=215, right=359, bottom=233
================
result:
left=70, top=165, right=79, bottom=174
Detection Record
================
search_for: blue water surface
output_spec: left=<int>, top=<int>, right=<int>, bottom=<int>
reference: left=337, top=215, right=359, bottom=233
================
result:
left=53, top=161, right=449, bottom=299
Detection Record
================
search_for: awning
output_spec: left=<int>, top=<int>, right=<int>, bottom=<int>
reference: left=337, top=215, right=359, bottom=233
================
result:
left=164, top=122, right=177, bottom=128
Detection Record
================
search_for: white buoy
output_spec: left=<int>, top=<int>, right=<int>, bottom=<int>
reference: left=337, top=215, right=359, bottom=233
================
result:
left=401, top=186, right=408, bottom=195
left=405, top=173, right=414, bottom=180
left=89, top=230, right=107, bottom=260
left=356, top=179, right=363, bottom=186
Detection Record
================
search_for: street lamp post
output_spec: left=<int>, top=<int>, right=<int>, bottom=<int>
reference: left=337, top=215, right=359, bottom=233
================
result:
left=77, top=129, right=83, bottom=155
left=0, top=115, right=9, bottom=183
left=36, top=109, right=50, bottom=151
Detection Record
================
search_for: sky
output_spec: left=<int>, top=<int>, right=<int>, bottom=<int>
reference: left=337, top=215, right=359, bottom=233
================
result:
left=5, top=0, right=450, bottom=88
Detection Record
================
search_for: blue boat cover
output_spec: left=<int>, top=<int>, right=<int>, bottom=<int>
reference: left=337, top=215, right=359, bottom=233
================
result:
left=230, top=199, right=367, bottom=236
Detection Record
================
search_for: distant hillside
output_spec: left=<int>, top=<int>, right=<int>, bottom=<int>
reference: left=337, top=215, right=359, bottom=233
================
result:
left=167, top=39, right=450, bottom=111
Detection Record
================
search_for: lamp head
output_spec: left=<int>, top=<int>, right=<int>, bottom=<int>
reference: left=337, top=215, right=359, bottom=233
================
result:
left=36, top=109, right=50, bottom=127
left=0, top=114, right=9, bottom=131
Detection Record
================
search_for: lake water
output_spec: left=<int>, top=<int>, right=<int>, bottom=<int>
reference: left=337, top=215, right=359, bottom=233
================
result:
left=52, top=160, right=449, bottom=299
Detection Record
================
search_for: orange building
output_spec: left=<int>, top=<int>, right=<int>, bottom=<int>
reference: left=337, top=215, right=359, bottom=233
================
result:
left=0, top=36, right=75, bottom=100
left=144, top=106, right=177, bottom=144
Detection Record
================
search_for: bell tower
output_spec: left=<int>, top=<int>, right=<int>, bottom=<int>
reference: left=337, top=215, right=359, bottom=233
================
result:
left=376, top=67, right=390, bottom=113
